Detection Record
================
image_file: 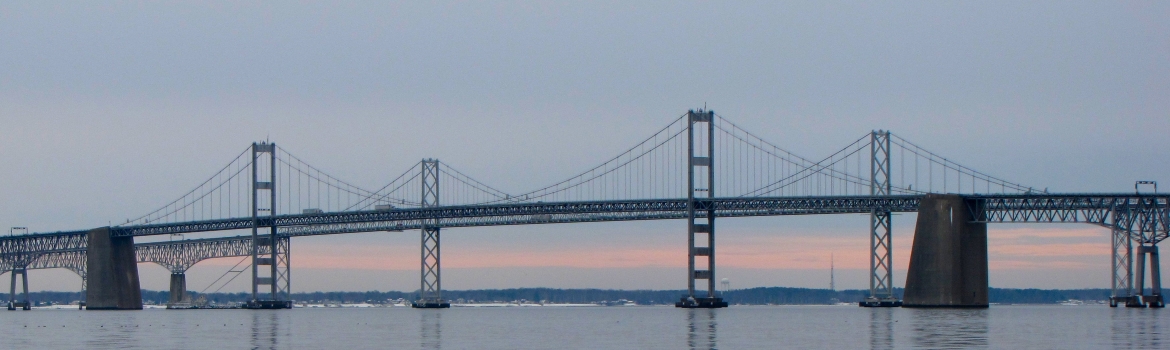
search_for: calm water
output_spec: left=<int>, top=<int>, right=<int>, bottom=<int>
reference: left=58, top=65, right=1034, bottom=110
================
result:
left=1, top=305, right=1167, bottom=349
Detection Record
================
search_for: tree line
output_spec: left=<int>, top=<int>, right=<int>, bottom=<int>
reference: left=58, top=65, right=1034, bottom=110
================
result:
left=0, top=287, right=1114, bottom=306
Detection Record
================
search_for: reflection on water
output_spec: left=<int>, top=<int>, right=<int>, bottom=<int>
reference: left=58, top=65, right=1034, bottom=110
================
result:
left=908, top=308, right=988, bottom=349
left=1112, top=308, right=1165, bottom=349
left=250, top=311, right=282, bottom=350
left=420, top=310, right=442, bottom=349
left=869, top=308, right=894, bottom=350
left=686, top=309, right=717, bottom=350
left=6, top=305, right=1170, bottom=348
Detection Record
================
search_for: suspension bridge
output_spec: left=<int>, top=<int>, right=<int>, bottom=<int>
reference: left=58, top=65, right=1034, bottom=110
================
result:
left=1, top=110, right=1166, bottom=310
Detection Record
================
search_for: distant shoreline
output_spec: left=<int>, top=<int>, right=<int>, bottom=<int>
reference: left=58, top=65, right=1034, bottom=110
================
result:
left=3, top=287, right=1114, bottom=307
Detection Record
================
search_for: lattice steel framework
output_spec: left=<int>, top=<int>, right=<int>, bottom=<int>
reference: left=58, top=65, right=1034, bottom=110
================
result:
left=1111, top=209, right=1135, bottom=307
left=864, top=130, right=899, bottom=306
left=0, top=236, right=266, bottom=299
left=1117, top=204, right=1166, bottom=308
left=972, top=195, right=1169, bottom=307
left=414, top=159, right=448, bottom=308
left=1, top=249, right=86, bottom=309
left=0, top=231, right=88, bottom=255
left=136, top=235, right=272, bottom=273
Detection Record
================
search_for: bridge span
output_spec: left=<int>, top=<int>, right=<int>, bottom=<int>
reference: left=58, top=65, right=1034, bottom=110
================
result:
left=2, top=110, right=1166, bottom=310
left=1, top=235, right=273, bottom=309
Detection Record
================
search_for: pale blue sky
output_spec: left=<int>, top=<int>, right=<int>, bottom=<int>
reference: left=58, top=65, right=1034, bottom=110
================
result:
left=1, top=1, right=1167, bottom=292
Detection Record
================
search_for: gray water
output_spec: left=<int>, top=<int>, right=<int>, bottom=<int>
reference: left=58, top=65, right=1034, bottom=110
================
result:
left=1, top=305, right=1167, bottom=349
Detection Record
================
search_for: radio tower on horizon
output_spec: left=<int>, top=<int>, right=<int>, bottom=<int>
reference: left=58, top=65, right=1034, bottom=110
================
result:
left=830, top=253, right=835, bottom=292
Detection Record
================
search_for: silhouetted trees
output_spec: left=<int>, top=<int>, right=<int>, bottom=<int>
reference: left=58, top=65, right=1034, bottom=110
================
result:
left=0, top=287, right=1113, bottom=306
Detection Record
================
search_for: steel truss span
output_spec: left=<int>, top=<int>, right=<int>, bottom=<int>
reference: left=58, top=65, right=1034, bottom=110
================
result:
left=136, top=235, right=276, bottom=273
left=2, top=194, right=1166, bottom=248
left=0, top=235, right=273, bottom=278
left=106, top=196, right=922, bottom=238
left=969, top=194, right=1170, bottom=243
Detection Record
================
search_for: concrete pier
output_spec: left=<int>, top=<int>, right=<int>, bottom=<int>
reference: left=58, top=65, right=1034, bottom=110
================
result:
left=903, top=194, right=989, bottom=308
left=8, top=267, right=30, bottom=310
left=169, top=273, right=187, bottom=305
left=85, top=227, right=143, bottom=310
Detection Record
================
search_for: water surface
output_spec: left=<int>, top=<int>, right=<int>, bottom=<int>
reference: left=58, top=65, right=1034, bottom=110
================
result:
left=1, top=305, right=1166, bottom=349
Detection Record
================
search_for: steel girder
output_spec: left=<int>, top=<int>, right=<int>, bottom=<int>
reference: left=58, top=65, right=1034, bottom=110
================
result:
left=277, top=212, right=689, bottom=236
left=0, top=249, right=87, bottom=278
left=0, top=231, right=89, bottom=256
left=4, top=193, right=1165, bottom=254
left=136, top=235, right=275, bottom=273
left=969, top=194, right=1170, bottom=244
left=0, top=249, right=88, bottom=293
left=276, top=197, right=922, bottom=237
left=0, top=236, right=275, bottom=282
left=107, top=196, right=925, bottom=237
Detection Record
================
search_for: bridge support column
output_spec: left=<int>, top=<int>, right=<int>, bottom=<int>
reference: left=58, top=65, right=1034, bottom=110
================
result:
left=1133, top=245, right=1164, bottom=308
left=1110, top=220, right=1137, bottom=307
left=676, top=109, right=726, bottom=309
left=861, top=130, right=902, bottom=307
left=902, top=194, right=988, bottom=308
left=85, top=227, right=143, bottom=310
left=168, top=272, right=187, bottom=305
left=245, top=142, right=291, bottom=309
left=8, top=267, right=30, bottom=310
left=413, top=159, right=448, bottom=308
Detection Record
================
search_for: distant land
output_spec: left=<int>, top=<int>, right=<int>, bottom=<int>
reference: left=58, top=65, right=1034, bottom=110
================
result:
left=2, top=287, right=1117, bottom=307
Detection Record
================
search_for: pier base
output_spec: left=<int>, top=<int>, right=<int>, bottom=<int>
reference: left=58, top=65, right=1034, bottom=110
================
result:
left=903, top=194, right=989, bottom=308
left=412, top=300, right=451, bottom=308
left=859, top=297, right=903, bottom=307
left=1110, top=296, right=1139, bottom=307
left=675, top=297, right=728, bottom=308
left=85, top=227, right=143, bottom=310
left=7, top=302, right=30, bottom=311
left=244, top=300, right=293, bottom=309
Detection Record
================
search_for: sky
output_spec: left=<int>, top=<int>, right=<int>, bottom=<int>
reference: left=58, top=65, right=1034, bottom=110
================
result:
left=1, top=1, right=1168, bottom=293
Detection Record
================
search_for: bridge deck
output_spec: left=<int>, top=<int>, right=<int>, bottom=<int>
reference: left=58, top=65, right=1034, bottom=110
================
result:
left=1, top=193, right=1166, bottom=255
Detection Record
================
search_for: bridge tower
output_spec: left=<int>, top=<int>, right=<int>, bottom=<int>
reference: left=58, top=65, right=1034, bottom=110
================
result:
left=676, top=109, right=727, bottom=308
left=1110, top=208, right=1136, bottom=307
left=861, top=130, right=902, bottom=307
left=414, top=159, right=449, bottom=308
left=246, top=142, right=291, bottom=309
